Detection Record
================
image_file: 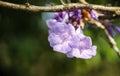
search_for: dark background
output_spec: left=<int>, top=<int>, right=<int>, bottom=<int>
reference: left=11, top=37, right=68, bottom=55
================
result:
left=0, top=0, right=120, bottom=76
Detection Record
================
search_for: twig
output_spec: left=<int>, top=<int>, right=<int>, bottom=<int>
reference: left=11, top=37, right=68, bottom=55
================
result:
left=60, top=0, right=65, bottom=4
left=99, top=15, right=120, bottom=19
left=104, top=29, right=120, bottom=56
left=79, top=0, right=104, bottom=17
left=89, top=19, right=120, bottom=56
left=89, top=19, right=105, bottom=29
left=0, top=0, right=120, bottom=15
left=79, top=0, right=88, bottom=4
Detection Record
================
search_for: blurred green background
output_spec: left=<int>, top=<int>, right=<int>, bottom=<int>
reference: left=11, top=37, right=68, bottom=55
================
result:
left=0, top=0, right=120, bottom=76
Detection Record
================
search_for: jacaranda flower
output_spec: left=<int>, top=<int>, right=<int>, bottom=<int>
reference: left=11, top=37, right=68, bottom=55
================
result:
left=89, top=9, right=98, bottom=20
left=108, top=25, right=120, bottom=37
left=46, top=19, right=75, bottom=53
left=106, top=25, right=115, bottom=37
left=68, top=9, right=82, bottom=26
left=112, top=25, right=120, bottom=34
left=67, top=27, right=97, bottom=59
left=46, top=9, right=97, bottom=59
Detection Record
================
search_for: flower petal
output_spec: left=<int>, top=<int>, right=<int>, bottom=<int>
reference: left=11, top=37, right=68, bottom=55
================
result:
left=53, top=42, right=71, bottom=54
left=48, top=33, right=62, bottom=46
left=106, top=26, right=115, bottom=37
left=113, top=25, right=120, bottom=34
left=90, top=9, right=98, bottom=20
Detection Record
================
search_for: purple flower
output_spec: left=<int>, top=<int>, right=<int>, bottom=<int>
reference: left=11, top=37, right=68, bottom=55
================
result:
left=46, top=10, right=97, bottom=59
left=68, top=9, right=81, bottom=19
left=90, top=9, right=98, bottom=20
left=68, top=9, right=82, bottom=26
left=106, top=25, right=115, bottom=37
left=67, top=27, right=97, bottom=59
left=106, top=25, right=120, bottom=37
left=54, top=11, right=68, bottom=22
left=46, top=19, right=96, bottom=59
left=112, top=25, right=120, bottom=34
left=102, top=19, right=120, bottom=37
left=46, top=19, right=75, bottom=53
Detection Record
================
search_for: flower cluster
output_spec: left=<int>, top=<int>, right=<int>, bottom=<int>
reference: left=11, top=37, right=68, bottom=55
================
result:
left=46, top=9, right=97, bottom=59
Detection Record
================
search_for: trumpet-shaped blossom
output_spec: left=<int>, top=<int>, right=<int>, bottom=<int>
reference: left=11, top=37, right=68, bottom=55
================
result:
left=46, top=9, right=97, bottom=59
left=90, top=9, right=98, bottom=20
left=107, top=25, right=120, bottom=37
left=67, top=27, right=97, bottom=59
left=46, top=19, right=75, bottom=53
left=112, top=25, right=120, bottom=34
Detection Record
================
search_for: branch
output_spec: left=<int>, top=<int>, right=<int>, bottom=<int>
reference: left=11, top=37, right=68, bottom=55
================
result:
left=99, top=15, right=120, bottom=19
left=0, top=1, right=120, bottom=15
left=79, top=0, right=88, bottom=4
left=89, top=20, right=120, bottom=56
left=104, top=29, right=120, bottom=56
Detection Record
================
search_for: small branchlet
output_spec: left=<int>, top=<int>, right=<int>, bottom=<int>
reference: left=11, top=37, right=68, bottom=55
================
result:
left=25, top=0, right=30, bottom=7
left=89, top=19, right=120, bottom=56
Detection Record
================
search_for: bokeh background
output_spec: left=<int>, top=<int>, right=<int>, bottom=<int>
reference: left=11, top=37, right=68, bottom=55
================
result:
left=0, top=0, right=120, bottom=76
